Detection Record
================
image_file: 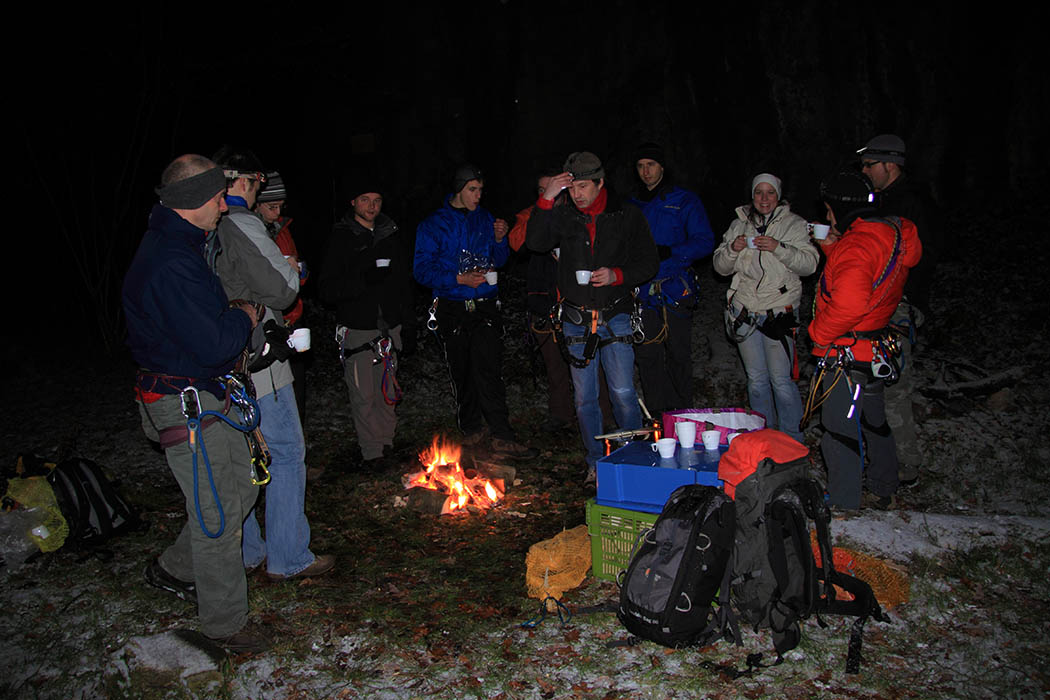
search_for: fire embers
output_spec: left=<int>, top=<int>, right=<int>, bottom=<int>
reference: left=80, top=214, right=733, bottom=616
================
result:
left=402, top=436, right=505, bottom=514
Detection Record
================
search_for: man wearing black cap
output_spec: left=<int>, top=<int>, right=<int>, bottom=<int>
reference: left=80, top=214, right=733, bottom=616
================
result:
left=629, top=143, right=714, bottom=415
left=527, top=152, right=659, bottom=481
left=414, top=164, right=536, bottom=458
left=320, top=181, right=411, bottom=467
left=858, top=134, right=939, bottom=486
left=123, top=154, right=268, bottom=653
left=810, top=171, right=922, bottom=510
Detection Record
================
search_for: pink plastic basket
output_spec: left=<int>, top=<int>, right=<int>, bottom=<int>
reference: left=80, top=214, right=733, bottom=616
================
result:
left=662, top=408, right=766, bottom=446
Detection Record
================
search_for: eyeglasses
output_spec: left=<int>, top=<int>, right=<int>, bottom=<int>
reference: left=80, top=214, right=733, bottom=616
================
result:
left=860, top=161, right=881, bottom=169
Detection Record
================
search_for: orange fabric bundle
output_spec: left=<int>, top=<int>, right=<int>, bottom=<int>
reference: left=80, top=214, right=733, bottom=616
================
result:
left=810, top=530, right=910, bottom=609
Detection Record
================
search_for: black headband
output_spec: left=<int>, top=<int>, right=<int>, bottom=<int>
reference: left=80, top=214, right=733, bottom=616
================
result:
left=155, top=167, right=226, bottom=209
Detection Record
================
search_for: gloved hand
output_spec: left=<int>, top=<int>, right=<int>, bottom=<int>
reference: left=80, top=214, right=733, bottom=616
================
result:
left=247, top=319, right=296, bottom=372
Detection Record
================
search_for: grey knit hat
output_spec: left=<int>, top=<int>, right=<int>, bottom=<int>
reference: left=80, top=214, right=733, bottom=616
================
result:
left=857, top=134, right=907, bottom=165
left=257, top=171, right=286, bottom=202
left=564, top=151, right=605, bottom=180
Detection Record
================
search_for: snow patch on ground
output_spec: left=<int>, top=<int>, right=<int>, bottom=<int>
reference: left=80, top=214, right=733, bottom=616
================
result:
left=833, top=511, right=1050, bottom=561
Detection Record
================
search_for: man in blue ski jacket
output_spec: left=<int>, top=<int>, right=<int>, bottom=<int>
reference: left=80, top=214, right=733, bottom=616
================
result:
left=414, top=164, right=535, bottom=458
left=629, top=143, right=715, bottom=415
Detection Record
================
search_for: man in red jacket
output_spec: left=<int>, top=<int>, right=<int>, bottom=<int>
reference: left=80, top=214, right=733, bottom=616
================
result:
left=810, top=171, right=922, bottom=510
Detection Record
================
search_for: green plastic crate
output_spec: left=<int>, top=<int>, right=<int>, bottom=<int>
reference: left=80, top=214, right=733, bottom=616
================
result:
left=585, top=498, right=658, bottom=582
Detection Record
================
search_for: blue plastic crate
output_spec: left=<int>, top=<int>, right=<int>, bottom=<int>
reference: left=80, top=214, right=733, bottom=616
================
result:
left=595, top=441, right=724, bottom=513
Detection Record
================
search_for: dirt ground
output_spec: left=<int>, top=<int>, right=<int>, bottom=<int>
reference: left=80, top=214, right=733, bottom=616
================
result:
left=2, top=203, right=1049, bottom=699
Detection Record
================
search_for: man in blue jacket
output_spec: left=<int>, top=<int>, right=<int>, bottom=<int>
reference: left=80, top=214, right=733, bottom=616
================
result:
left=123, top=154, right=267, bottom=654
left=414, top=164, right=535, bottom=458
left=630, top=143, right=715, bottom=415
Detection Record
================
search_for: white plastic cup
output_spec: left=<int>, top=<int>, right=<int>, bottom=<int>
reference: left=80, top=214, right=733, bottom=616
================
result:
left=746, top=236, right=758, bottom=249
left=675, top=421, right=697, bottom=448
left=727, top=432, right=742, bottom=445
left=811, top=224, right=830, bottom=240
left=701, top=430, right=721, bottom=451
left=484, top=270, right=498, bottom=285
left=651, top=438, right=677, bottom=459
left=553, top=247, right=560, bottom=259
left=376, top=258, right=391, bottom=268
left=290, top=328, right=311, bottom=352
left=575, top=269, right=592, bottom=285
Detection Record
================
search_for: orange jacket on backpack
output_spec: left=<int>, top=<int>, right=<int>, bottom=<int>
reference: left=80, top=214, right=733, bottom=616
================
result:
left=809, top=216, right=921, bottom=362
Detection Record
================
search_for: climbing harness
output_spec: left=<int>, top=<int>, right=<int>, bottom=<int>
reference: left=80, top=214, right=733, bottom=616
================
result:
left=336, top=325, right=403, bottom=405
left=549, top=297, right=641, bottom=369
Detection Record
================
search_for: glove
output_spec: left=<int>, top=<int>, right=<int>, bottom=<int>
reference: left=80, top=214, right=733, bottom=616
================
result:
left=247, top=319, right=296, bottom=372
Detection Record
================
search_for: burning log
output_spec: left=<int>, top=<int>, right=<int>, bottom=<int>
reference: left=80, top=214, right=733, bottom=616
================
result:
left=405, top=487, right=450, bottom=514
left=402, top=436, right=505, bottom=514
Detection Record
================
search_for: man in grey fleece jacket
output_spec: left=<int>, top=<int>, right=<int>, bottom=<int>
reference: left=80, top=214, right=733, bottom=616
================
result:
left=213, top=147, right=334, bottom=582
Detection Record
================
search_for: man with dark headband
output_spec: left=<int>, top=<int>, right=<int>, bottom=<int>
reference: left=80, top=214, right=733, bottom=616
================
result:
left=123, top=154, right=269, bottom=654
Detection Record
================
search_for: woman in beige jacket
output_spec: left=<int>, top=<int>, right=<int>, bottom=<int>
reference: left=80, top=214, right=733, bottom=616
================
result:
left=712, top=173, right=818, bottom=440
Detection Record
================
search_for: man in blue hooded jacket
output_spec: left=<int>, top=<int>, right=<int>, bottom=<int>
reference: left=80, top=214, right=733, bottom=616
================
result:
left=414, top=164, right=535, bottom=458
left=629, top=143, right=715, bottom=415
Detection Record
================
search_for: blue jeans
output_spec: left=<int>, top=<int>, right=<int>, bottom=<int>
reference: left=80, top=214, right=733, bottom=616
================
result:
left=242, top=382, right=316, bottom=577
left=565, top=313, right=642, bottom=468
left=736, top=313, right=804, bottom=441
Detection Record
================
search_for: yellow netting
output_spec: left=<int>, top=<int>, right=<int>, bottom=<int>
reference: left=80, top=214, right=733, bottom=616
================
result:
left=5, top=475, right=69, bottom=553
left=811, top=530, right=910, bottom=609
left=525, top=525, right=592, bottom=606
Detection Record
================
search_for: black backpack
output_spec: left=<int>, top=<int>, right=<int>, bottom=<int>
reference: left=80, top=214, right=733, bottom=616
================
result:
left=47, top=458, right=146, bottom=553
left=726, top=439, right=886, bottom=672
left=616, top=484, right=736, bottom=648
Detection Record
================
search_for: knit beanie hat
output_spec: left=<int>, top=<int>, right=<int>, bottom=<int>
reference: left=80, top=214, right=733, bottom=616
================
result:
left=857, top=134, right=907, bottom=165
left=452, top=164, right=484, bottom=193
left=563, top=151, right=605, bottom=180
left=633, top=142, right=665, bottom=166
left=751, top=173, right=782, bottom=199
left=257, top=172, right=286, bottom=202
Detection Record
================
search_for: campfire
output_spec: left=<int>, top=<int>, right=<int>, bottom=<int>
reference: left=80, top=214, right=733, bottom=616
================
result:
left=402, top=436, right=506, bottom=514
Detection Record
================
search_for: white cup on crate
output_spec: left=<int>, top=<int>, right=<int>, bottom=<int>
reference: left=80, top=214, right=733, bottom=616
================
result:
left=701, top=430, right=721, bottom=451
left=651, top=438, right=677, bottom=459
left=675, top=421, right=697, bottom=448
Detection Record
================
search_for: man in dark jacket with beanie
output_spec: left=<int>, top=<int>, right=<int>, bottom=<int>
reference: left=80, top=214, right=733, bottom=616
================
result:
left=320, top=181, right=411, bottom=466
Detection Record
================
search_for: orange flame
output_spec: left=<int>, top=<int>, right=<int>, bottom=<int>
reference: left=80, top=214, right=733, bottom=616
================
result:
left=404, top=435, right=504, bottom=513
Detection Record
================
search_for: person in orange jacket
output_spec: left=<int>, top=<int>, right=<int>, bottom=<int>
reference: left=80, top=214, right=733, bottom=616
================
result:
left=810, top=171, right=922, bottom=510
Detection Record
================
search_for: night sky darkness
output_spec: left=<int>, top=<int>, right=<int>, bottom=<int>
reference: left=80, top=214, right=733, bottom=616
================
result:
left=14, top=3, right=1045, bottom=354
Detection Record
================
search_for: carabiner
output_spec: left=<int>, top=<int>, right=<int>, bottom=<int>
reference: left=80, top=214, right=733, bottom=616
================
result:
left=426, top=297, right=439, bottom=331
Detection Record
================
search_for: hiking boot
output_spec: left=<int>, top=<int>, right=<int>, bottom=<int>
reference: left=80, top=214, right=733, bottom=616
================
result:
left=266, top=554, right=336, bottom=582
left=145, top=558, right=197, bottom=604
left=461, top=429, right=488, bottom=446
left=898, top=463, right=920, bottom=488
left=490, top=437, right=539, bottom=460
left=861, top=492, right=897, bottom=510
left=206, top=621, right=272, bottom=656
